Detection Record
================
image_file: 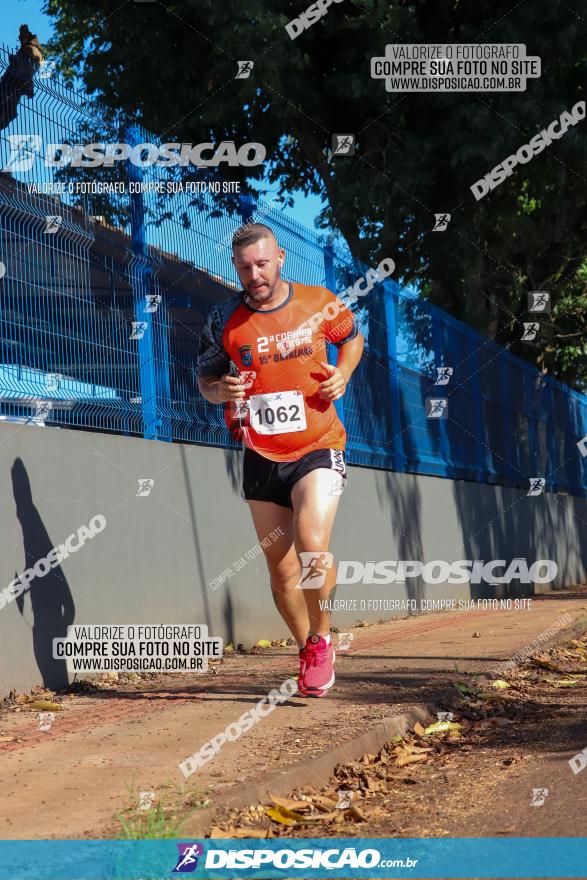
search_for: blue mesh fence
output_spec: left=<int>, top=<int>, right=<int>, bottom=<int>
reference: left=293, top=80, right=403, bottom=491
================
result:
left=0, top=41, right=586, bottom=495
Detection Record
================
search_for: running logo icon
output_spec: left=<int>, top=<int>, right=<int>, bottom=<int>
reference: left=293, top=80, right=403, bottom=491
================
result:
left=527, top=478, right=545, bottom=496
left=239, top=370, right=256, bottom=390
left=27, top=401, right=52, bottom=425
left=530, top=788, right=549, bottom=806
left=432, top=213, right=451, bottom=231
left=336, top=788, right=353, bottom=809
left=44, top=215, right=63, bottom=233
left=172, top=843, right=204, bottom=873
left=37, top=711, right=55, bottom=732
left=426, top=398, right=448, bottom=419
left=138, top=790, right=156, bottom=811
left=39, top=59, right=57, bottom=79
left=528, top=292, right=550, bottom=313
left=130, top=321, right=148, bottom=340
left=144, top=294, right=162, bottom=313
left=337, top=632, right=353, bottom=651
left=434, top=367, right=453, bottom=386
left=3, top=134, right=41, bottom=172
left=297, top=552, right=334, bottom=589
left=137, top=478, right=155, bottom=497
left=236, top=61, right=254, bottom=79
left=521, top=322, right=540, bottom=341
left=332, top=134, right=355, bottom=156
left=328, top=473, right=347, bottom=496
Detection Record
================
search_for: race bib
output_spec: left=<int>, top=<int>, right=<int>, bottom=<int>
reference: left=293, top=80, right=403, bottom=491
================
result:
left=249, top=390, right=306, bottom=435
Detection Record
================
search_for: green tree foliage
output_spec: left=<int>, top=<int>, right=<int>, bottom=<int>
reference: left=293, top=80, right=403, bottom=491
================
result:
left=44, top=0, right=586, bottom=387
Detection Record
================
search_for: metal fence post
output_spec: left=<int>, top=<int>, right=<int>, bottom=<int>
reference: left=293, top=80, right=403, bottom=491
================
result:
left=545, top=380, right=559, bottom=493
left=239, top=193, right=256, bottom=223
left=126, top=125, right=171, bottom=441
left=382, top=283, right=406, bottom=473
left=467, top=333, right=489, bottom=482
left=431, top=312, right=452, bottom=475
left=526, top=367, right=539, bottom=485
left=500, top=354, right=516, bottom=484
left=322, top=242, right=345, bottom=424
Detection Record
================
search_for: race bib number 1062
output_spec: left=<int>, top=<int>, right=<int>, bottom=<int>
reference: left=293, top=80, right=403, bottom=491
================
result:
left=249, top=390, right=306, bottom=435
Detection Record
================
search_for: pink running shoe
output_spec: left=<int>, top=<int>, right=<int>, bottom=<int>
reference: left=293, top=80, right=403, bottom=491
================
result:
left=298, top=635, right=335, bottom=697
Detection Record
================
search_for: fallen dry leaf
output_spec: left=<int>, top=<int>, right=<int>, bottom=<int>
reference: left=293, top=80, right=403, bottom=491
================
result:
left=365, top=805, right=391, bottom=820
left=24, top=700, right=62, bottom=712
left=531, top=657, right=562, bottom=672
left=265, top=805, right=312, bottom=825
left=269, top=794, right=310, bottom=812
left=210, top=826, right=267, bottom=838
left=364, top=776, right=381, bottom=791
left=345, top=803, right=367, bottom=822
left=309, top=794, right=338, bottom=812
left=310, top=811, right=339, bottom=823
left=423, top=721, right=463, bottom=736
left=396, top=752, right=429, bottom=767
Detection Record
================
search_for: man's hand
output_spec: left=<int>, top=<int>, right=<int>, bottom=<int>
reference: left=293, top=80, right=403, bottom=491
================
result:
left=198, top=374, right=245, bottom=404
left=317, top=362, right=347, bottom=401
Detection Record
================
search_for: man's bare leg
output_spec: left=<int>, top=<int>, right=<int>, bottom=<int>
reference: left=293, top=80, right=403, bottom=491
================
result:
left=290, top=468, right=341, bottom=636
left=247, top=500, right=308, bottom=645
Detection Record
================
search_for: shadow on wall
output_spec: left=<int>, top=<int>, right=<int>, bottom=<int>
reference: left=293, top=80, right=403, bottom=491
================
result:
left=375, top=413, right=425, bottom=613
left=179, top=444, right=214, bottom=629
left=452, top=482, right=584, bottom=598
left=11, top=457, right=75, bottom=690
left=223, top=588, right=236, bottom=650
left=349, top=293, right=426, bottom=611
left=180, top=443, right=251, bottom=639
left=223, top=447, right=242, bottom=496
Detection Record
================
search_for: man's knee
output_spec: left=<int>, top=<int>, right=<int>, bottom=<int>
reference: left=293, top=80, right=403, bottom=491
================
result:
left=269, top=559, right=301, bottom=589
left=296, top=530, right=331, bottom=553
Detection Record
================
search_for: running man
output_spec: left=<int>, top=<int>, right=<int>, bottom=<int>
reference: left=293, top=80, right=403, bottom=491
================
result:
left=197, top=224, right=364, bottom=697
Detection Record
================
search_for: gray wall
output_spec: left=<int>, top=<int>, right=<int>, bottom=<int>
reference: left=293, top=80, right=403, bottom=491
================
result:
left=0, top=422, right=585, bottom=696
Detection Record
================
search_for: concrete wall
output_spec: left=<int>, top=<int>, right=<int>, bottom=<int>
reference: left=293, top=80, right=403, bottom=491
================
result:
left=0, top=422, right=585, bottom=696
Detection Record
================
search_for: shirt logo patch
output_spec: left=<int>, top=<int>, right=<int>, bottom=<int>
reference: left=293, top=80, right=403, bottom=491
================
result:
left=239, top=344, right=253, bottom=366
left=240, top=370, right=256, bottom=390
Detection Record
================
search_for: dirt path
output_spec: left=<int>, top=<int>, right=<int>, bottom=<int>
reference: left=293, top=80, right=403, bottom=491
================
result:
left=214, top=628, right=587, bottom=842
left=1, top=592, right=585, bottom=839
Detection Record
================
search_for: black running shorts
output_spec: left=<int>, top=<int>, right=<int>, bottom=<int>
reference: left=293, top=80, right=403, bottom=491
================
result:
left=242, top=446, right=347, bottom=509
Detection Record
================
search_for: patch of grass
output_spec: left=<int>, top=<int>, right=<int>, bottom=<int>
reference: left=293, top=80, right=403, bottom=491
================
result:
left=117, top=802, right=186, bottom=840
left=115, top=784, right=210, bottom=840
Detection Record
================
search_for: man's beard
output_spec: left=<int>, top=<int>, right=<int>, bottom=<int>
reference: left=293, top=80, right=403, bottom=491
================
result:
left=245, top=268, right=281, bottom=303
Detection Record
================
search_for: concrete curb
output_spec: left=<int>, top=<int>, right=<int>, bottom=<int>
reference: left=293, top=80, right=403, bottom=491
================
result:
left=181, top=685, right=463, bottom=836
left=180, top=614, right=586, bottom=836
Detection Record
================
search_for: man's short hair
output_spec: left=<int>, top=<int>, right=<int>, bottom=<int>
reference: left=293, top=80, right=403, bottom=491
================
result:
left=232, top=223, right=277, bottom=249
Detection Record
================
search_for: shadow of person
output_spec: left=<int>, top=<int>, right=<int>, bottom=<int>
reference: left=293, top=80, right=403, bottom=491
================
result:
left=11, top=458, right=75, bottom=691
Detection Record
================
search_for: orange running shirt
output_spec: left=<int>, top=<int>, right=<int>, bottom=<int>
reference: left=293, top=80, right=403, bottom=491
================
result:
left=196, top=281, right=359, bottom=461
